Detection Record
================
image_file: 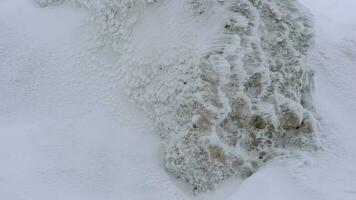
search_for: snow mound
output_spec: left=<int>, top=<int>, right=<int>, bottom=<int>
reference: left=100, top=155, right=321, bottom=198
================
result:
left=35, top=0, right=317, bottom=193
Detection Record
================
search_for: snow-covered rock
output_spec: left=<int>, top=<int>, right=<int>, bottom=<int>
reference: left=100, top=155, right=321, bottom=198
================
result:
left=35, top=0, right=317, bottom=193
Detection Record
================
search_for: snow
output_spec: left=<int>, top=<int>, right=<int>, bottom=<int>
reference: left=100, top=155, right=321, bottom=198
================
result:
left=1, top=0, right=356, bottom=200
left=0, top=1, right=187, bottom=199
left=77, top=0, right=317, bottom=192
left=227, top=0, right=356, bottom=199
left=127, top=0, right=317, bottom=192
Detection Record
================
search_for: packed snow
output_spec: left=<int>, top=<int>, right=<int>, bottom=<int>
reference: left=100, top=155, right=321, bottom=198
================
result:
left=0, top=0, right=356, bottom=200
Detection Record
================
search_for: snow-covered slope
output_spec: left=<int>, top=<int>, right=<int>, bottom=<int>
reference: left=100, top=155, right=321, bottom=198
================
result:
left=0, top=1, right=188, bottom=199
left=37, top=0, right=317, bottom=192
left=291, top=0, right=356, bottom=199
left=1, top=0, right=356, bottom=200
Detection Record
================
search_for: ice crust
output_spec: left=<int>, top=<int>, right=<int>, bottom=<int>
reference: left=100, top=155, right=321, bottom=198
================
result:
left=35, top=0, right=317, bottom=193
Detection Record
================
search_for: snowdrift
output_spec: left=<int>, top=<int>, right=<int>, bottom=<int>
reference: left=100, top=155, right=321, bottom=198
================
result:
left=35, top=0, right=317, bottom=192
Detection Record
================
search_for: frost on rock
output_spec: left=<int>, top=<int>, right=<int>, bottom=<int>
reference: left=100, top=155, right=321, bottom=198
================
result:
left=37, top=0, right=317, bottom=193
left=127, top=0, right=316, bottom=192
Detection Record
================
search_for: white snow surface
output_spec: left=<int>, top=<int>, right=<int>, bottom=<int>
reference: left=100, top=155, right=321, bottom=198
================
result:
left=0, top=1, right=188, bottom=200
left=0, top=0, right=356, bottom=200
left=52, top=0, right=316, bottom=192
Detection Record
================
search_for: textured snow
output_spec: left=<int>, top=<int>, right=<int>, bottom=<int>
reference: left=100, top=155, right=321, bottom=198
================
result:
left=45, top=0, right=318, bottom=192
left=227, top=0, right=356, bottom=199
left=0, top=1, right=188, bottom=199
left=1, top=0, right=356, bottom=199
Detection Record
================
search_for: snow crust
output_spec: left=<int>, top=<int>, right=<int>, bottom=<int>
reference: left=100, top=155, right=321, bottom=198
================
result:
left=34, top=0, right=317, bottom=192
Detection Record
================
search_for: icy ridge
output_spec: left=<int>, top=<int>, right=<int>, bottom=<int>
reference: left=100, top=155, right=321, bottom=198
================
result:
left=35, top=0, right=317, bottom=193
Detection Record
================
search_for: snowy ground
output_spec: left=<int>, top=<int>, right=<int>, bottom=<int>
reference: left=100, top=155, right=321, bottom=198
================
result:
left=0, top=1, right=188, bottom=200
left=0, top=0, right=356, bottom=200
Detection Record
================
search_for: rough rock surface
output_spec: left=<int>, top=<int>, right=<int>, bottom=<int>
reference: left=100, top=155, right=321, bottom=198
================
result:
left=35, top=0, right=317, bottom=193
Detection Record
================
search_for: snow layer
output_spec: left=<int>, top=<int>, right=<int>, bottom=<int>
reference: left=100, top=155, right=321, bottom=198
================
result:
left=34, top=0, right=317, bottom=192
left=0, top=1, right=189, bottom=199
left=1, top=0, right=356, bottom=199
